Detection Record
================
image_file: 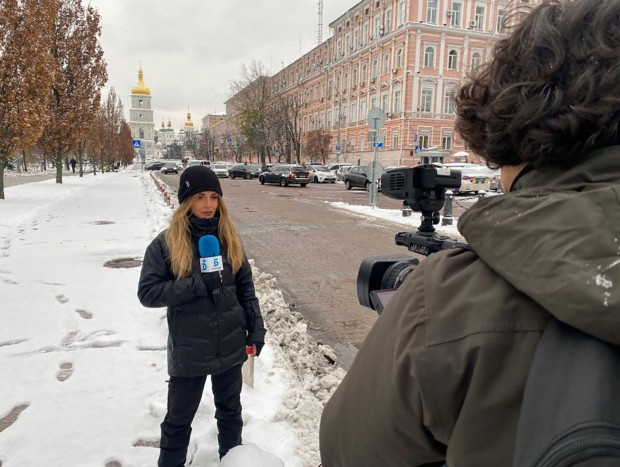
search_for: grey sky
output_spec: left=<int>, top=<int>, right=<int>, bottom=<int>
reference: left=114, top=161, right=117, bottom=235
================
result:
left=89, top=0, right=354, bottom=131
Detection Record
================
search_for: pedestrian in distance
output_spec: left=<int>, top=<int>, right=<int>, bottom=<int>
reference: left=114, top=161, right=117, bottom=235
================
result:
left=319, top=0, right=620, bottom=465
left=70, top=158, right=77, bottom=174
left=138, top=165, right=266, bottom=465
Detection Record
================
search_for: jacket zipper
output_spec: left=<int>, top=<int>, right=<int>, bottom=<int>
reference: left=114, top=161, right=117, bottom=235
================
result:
left=537, top=435, right=620, bottom=466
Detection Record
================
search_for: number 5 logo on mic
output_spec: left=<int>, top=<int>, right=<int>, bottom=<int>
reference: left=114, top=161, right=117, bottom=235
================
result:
left=200, top=255, right=224, bottom=273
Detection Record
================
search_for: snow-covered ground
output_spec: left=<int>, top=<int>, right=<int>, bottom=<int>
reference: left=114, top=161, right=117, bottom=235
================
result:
left=0, top=167, right=469, bottom=466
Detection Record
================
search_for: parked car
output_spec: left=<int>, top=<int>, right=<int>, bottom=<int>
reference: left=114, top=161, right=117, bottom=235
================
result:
left=145, top=161, right=165, bottom=171
left=343, top=166, right=372, bottom=191
left=456, top=167, right=492, bottom=194
left=306, top=165, right=336, bottom=183
left=259, top=164, right=311, bottom=187
left=336, top=165, right=354, bottom=181
left=212, top=162, right=229, bottom=178
left=160, top=162, right=179, bottom=174
left=228, top=163, right=264, bottom=179
left=328, top=163, right=352, bottom=176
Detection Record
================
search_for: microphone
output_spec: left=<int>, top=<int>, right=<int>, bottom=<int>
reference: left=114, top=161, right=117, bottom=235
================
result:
left=198, top=235, right=223, bottom=293
left=198, top=235, right=224, bottom=273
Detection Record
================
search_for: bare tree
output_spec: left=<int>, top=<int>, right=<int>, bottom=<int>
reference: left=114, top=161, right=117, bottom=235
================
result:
left=305, top=129, right=332, bottom=164
left=0, top=0, right=56, bottom=199
left=230, top=60, right=277, bottom=163
left=39, top=0, right=107, bottom=184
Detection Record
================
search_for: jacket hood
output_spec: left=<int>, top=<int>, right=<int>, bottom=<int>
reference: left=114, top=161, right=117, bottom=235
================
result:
left=458, top=145, right=620, bottom=345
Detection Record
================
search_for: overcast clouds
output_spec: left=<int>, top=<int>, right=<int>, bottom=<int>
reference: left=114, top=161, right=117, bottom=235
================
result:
left=89, top=0, right=355, bottom=130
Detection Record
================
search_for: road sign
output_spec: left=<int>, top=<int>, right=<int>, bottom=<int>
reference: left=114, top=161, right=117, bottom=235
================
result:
left=335, top=145, right=341, bottom=154
left=367, top=161, right=384, bottom=183
left=414, top=134, right=418, bottom=143
left=368, top=131, right=385, bottom=145
left=367, top=107, right=386, bottom=130
left=415, top=145, right=423, bottom=153
left=372, top=142, right=384, bottom=148
left=132, top=139, right=141, bottom=149
left=227, top=138, right=232, bottom=143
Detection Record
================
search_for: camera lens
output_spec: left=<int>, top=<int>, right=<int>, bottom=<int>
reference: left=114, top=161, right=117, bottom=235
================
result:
left=380, top=260, right=419, bottom=290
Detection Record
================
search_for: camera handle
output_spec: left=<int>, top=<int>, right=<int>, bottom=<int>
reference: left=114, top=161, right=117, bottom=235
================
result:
left=395, top=230, right=470, bottom=256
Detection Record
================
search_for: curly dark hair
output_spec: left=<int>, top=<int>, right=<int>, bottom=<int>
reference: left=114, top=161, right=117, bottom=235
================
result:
left=455, top=0, right=620, bottom=168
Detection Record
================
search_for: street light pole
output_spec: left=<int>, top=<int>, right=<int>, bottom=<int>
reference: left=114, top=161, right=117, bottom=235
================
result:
left=336, top=97, right=341, bottom=163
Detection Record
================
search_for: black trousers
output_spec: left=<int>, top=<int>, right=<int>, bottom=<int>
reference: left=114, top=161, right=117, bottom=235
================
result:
left=158, top=364, right=243, bottom=467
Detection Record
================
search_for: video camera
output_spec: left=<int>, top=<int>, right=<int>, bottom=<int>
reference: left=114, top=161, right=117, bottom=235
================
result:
left=357, top=164, right=469, bottom=313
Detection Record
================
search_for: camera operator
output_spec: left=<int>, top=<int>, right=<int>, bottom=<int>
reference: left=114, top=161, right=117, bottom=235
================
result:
left=319, top=0, right=620, bottom=465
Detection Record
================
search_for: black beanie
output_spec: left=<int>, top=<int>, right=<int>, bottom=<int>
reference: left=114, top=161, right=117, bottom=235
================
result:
left=177, top=166, right=222, bottom=203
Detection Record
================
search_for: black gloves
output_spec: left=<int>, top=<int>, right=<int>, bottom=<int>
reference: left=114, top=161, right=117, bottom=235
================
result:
left=254, top=342, right=264, bottom=357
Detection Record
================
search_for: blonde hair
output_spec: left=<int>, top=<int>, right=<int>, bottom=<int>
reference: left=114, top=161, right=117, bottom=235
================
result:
left=165, top=194, right=244, bottom=279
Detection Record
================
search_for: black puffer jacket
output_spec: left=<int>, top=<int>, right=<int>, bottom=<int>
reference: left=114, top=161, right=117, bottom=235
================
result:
left=137, top=217, right=266, bottom=377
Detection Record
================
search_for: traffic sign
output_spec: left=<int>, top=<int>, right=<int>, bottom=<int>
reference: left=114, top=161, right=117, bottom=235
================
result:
left=372, top=142, right=384, bottom=148
left=335, top=145, right=341, bottom=154
left=367, top=107, right=386, bottom=130
left=368, top=131, right=385, bottom=145
left=132, top=139, right=141, bottom=149
left=415, top=145, right=423, bottom=153
left=413, top=134, right=418, bottom=143
left=227, top=138, right=232, bottom=143
left=367, top=161, right=384, bottom=183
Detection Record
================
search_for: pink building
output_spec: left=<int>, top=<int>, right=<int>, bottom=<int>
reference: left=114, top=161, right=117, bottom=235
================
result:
left=269, top=0, right=540, bottom=166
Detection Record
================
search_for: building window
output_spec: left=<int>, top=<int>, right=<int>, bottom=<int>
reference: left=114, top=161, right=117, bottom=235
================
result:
left=138, top=100, right=143, bottom=107
left=351, top=102, right=357, bottom=122
left=420, top=89, right=433, bottom=112
left=398, top=0, right=406, bottom=25
left=363, top=22, right=369, bottom=43
left=381, top=92, right=388, bottom=112
left=451, top=2, right=462, bottom=27
left=447, top=50, right=458, bottom=70
left=360, top=100, right=367, bottom=120
left=343, top=105, right=348, bottom=125
left=362, top=63, right=368, bottom=81
left=424, top=47, right=435, bottom=68
left=383, top=52, right=390, bottom=74
left=359, top=134, right=365, bottom=150
left=374, top=15, right=382, bottom=36
left=354, top=30, right=359, bottom=49
left=344, top=72, right=349, bottom=90
left=139, top=128, right=145, bottom=139
left=442, top=133, right=453, bottom=150
left=497, top=8, right=506, bottom=32
left=396, top=48, right=403, bottom=69
left=385, top=7, right=392, bottom=32
left=444, top=89, right=455, bottom=114
left=372, top=58, right=379, bottom=77
left=352, top=68, right=358, bottom=86
left=328, top=110, right=333, bottom=128
left=427, top=0, right=438, bottom=24
left=471, top=52, right=482, bottom=70
left=370, top=96, right=377, bottom=110
left=393, top=90, right=401, bottom=113
left=392, top=131, right=399, bottom=148
left=419, top=133, right=429, bottom=148
left=475, top=5, right=485, bottom=30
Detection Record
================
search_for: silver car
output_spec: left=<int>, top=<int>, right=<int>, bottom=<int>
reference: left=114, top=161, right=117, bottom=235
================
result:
left=212, top=162, right=229, bottom=178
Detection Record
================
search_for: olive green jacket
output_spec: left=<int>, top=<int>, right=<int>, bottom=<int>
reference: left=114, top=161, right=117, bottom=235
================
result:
left=320, top=146, right=620, bottom=466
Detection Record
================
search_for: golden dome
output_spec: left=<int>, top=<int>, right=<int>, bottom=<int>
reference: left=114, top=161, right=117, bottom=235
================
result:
left=184, top=108, right=194, bottom=127
left=131, top=67, right=151, bottom=96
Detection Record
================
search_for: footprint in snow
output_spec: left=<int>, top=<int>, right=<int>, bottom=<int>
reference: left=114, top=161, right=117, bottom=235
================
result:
left=56, top=362, right=74, bottom=382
